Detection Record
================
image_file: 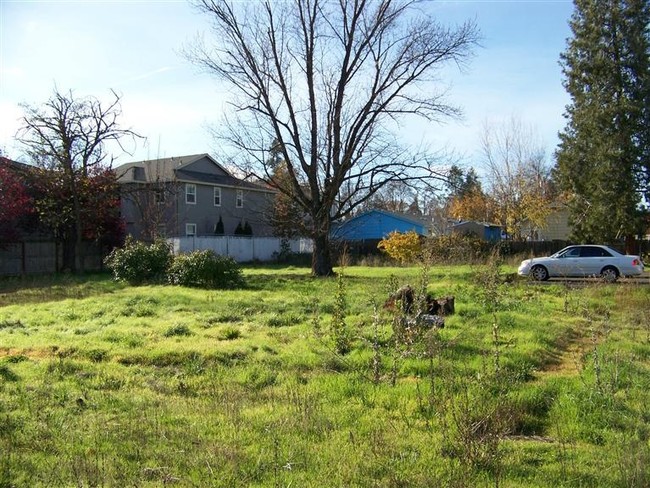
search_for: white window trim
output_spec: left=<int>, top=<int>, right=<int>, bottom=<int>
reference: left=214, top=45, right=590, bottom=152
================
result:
left=185, top=183, right=197, bottom=204
left=185, top=223, right=197, bottom=237
left=236, top=189, right=244, bottom=208
left=214, top=186, right=221, bottom=207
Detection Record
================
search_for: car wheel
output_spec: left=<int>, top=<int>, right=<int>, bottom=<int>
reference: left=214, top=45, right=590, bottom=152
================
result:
left=530, top=265, right=549, bottom=281
left=600, top=266, right=619, bottom=283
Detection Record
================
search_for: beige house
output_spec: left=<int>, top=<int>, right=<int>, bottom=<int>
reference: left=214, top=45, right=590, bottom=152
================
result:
left=521, top=204, right=571, bottom=241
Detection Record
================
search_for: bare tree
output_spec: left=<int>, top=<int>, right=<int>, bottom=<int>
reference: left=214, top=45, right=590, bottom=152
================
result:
left=188, top=0, right=478, bottom=275
left=480, top=116, right=554, bottom=240
left=17, top=88, right=139, bottom=272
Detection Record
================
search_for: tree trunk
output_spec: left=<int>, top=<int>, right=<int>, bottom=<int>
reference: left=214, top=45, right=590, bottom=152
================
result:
left=311, top=232, right=334, bottom=276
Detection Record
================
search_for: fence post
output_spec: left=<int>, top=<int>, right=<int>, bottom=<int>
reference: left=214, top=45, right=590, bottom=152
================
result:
left=21, top=241, right=26, bottom=275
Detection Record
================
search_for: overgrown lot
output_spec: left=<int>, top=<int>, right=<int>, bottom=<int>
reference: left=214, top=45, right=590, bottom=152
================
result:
left=1, top=264, right=649, bottom=487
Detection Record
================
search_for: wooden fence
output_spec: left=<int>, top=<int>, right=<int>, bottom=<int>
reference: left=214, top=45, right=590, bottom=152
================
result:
left=0, top=241, right=105, bottom=276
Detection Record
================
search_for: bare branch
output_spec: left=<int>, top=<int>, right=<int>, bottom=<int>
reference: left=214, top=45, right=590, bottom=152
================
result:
left=188, top=0, right=478, bottom=274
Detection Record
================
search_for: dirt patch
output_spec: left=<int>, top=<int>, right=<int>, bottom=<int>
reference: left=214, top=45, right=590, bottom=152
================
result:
left=0, top=347, right=50, bottom=360
left=535, top=328, right=596, bottom=379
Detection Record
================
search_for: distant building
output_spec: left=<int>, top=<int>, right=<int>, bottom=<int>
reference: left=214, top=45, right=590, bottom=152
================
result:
left=115, top=154, right=276, bottom=240
left=451, top=220, right=501, bottom=241
left=520, top=204, right=571, bottom=241
left=331, top=209, right=428, bottom=241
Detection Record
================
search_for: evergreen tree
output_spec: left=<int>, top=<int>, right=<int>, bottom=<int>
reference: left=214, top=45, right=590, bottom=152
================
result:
left=445, top=165, right=482, bottom=200
left=555, top=0, right=650, bottom=243
left=214, top=215, right=224, bottom=235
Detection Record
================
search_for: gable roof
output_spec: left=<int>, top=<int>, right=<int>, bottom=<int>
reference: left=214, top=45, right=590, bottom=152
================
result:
left=115, top=154, right=225, bottom=181
left=114, top=153, right=273, bottom=192
left=332, top=209, right=428, bottom=240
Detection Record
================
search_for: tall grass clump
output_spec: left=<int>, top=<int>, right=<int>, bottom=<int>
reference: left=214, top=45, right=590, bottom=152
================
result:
left=104, top=237, right=172, bottom=285
left=168, top=250, right=243, bottom=289
left=330, top=268, right=353, bottom=355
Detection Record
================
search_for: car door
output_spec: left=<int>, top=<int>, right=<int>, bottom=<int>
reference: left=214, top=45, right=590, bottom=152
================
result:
left=579, top=246, right=613, bottom=276
left=553, top=247, right=582, bottom=276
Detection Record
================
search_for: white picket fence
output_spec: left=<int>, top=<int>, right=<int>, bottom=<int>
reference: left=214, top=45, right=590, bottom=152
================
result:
left=168, top=236, right=313, bottom=262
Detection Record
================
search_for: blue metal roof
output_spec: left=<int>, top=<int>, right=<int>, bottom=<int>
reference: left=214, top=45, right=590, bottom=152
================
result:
left=331, top=210, right=427, bottom=240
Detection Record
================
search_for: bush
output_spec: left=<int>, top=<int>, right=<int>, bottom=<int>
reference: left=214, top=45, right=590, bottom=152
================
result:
left=377, top=231, right=422, bottom=264
left=425, top=233, right=492, bottom=264
left=167, top=250, right=244, bottom=289
left=104, top=237, right=173, bottom=285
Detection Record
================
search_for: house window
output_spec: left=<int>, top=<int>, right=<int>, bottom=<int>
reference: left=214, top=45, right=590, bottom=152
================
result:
left=156, top=225, right=167, bottom=238
left=186, top=223, right=197, bottom=237
left=214, top=187, right=221, bottom=206
left=236, top=189, right=244, bottom=208
left=185, top=183, right=196, bottom=204
left=154, top=189, right=165, bottom=205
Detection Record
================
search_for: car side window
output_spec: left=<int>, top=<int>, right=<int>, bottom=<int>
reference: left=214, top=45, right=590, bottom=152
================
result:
left=580, top=247, right=612, bottom=257
left=580, top=247, right=597, bottom=257
left=563, top=248, right=581, bottom=258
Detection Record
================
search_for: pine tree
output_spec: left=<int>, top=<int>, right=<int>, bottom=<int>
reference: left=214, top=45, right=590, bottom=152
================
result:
left=214, top=215, right=224, bottom=235
left=555, top=0, right=650, bottom=243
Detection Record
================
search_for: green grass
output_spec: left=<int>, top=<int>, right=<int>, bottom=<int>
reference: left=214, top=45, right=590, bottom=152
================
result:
left=1, top=265, right=649, bottom=486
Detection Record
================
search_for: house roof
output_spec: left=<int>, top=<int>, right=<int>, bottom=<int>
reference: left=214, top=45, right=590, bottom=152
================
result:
left=451, top=220, right=501, bottom=229
left=342, top=209, right=428, bottom=228
left=114, top=153, right=273, bottom=192
left=332, top=209, right=428, bottom=240
left=115, top=154, right=220, bottom=182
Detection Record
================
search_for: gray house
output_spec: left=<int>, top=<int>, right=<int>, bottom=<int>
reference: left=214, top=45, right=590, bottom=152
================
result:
left=115, top=154, right=276, bottom=240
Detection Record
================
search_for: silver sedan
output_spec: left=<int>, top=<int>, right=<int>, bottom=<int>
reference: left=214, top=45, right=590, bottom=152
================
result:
left=518, top=245, right=645, bottom=282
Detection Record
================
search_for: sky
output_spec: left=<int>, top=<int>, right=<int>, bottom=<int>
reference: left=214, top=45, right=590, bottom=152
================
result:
left=0, top=0, right=575, bottom=171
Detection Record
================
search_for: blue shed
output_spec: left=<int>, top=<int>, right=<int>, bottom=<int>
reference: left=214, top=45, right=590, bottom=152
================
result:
left=451, top=221, right=501, bottom=242
left=331, top=210, right=428, bottom=241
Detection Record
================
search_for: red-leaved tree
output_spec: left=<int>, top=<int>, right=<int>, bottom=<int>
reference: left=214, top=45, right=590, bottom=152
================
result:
left=17, top=88, right=138, bottom=272
left=0, top=160, right=33, bottom=245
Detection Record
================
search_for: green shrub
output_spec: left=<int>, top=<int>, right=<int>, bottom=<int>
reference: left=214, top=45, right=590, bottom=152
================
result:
left=104, top=237, right=173, bottom=285
left=167, top=250, right=244, bottom=289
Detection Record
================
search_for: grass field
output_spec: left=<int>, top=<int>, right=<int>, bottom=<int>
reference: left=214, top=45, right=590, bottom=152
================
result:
left=1, top=263, right=649, bottom=487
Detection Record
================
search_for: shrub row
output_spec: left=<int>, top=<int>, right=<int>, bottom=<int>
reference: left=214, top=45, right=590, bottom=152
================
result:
left=104, top=237, right=244, bottom=289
